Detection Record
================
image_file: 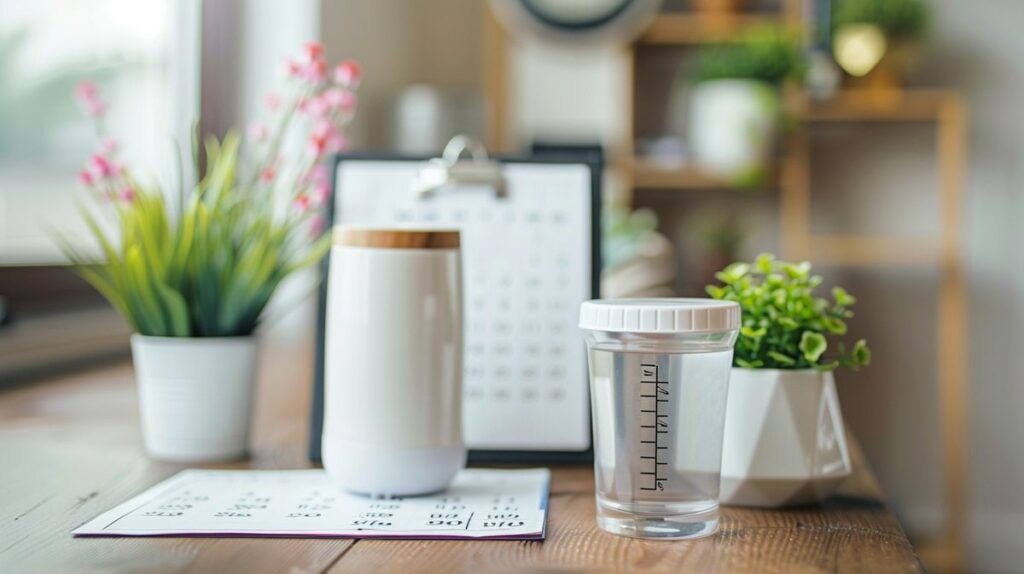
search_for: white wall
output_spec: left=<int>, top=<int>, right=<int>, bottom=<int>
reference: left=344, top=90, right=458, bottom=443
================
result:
left=916, top=1, right=1024, bottom=571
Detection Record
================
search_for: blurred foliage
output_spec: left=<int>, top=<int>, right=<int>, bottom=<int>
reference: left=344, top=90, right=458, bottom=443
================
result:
left=59, top=133, right=329, bottom=337
left=707, top=253, right=870, bottom=371
left=695, top=27, right=805, bottom=84
left=832, top=0, right=928, bottom=39
left=698, top=211, right=744, bottom=256
left=602, top=206, right=658, bottom=270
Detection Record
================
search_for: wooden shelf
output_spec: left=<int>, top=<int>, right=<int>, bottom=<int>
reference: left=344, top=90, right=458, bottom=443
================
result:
left=789, top=89, right=962, bottom=122
left=801, top=235, right=940, bottom=267
left=637, top=13, right=787, bottom=45
left=631, top=158, right=774, bottom=191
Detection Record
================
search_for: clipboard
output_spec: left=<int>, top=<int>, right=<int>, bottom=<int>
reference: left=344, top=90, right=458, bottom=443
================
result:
left=310, top=137, right=600, bottom=464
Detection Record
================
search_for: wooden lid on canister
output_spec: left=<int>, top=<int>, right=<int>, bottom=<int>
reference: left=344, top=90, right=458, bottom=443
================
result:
left=333, top=227, right=460, bottom=250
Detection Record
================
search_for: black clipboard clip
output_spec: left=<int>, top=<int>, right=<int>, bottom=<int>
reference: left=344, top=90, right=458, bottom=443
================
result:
left=413, top=135, right=506, bottom=197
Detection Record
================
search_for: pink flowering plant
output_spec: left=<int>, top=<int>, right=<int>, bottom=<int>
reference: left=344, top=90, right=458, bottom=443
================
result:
left=59, top=43, right=360, bottom=337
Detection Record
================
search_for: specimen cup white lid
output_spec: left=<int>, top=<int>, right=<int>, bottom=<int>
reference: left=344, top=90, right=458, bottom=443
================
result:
left=578, top=298, right=741, bottom=334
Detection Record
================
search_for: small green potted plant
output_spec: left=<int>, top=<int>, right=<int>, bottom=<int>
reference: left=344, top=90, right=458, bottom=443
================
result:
left=688, top=27, right=803, bottom=184
left=59, top=43, right=361, bottom=462
left=831, top=0, right=928, bottom=89
left=707, top=253, right=870, bottom=507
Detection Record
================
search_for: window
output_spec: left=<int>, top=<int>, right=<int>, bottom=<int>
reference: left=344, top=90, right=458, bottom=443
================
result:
left=0, top=0, right=198, bottom=265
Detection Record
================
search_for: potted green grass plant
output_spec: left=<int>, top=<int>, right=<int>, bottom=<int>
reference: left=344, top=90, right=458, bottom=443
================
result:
left=60, top=43, right=361, bottom=462
left=707, top=254, right=870, bottom=506
left=688, top=27, right=803, bottom=184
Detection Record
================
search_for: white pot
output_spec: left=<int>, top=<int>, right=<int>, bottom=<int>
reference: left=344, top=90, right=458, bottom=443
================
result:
left=720, top=368, right=852, bottom=507
left=131, top=335, right=259, bottom=462
left=688, top=79, right=779, bottom=179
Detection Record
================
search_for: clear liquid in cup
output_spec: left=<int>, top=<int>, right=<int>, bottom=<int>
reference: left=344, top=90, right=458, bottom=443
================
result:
left=588, top=347, right=733, bottom=539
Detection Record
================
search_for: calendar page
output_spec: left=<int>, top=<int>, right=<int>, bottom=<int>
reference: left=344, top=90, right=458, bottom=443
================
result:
left=333, top=160, right=593, bottom=452
left=74, top=469, right=549, bottom=540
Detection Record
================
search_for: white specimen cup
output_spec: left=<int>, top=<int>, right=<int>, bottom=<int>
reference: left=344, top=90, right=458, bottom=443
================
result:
left=579, top=299, right=740, bottom=539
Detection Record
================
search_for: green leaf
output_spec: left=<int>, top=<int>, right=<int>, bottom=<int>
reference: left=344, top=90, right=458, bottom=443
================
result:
left=740, top=325, right=766, bottom=339
left=833, top=286, right=856, bottom=306
left=767, top=351, right=796, bottom=366
left=799, top=331, right=827, bottom=363
left=851, top=339, right=871, bottom=367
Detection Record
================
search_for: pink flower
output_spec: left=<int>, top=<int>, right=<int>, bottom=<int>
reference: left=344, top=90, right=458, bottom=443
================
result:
left=303, top=42, right=325, bottom=62
left=306, top=123, right=347, bottom=157
left=302, top=58, right=328, bottom=84
left=247, top=121, right=269, bottom=142
left=98, top=137, right=118, bottom=155
left=303, top=94, right=331, bottom=117
left=322, top=88, right=356, bottom=112
left=312, top=180, right=331, bottom=206
left=306, top=120, right=334, bottom=157
left=333, top=60, right=361, bottom=88
left=326, top=132, right=348, bottom=154
left=293, top=193, right=311, bottom=213
left=285, top=58, right=302, bottom=78
left=264, top=92, right=281, bottom=111
left=259, top=165, right=276, bottom=183
left=118, top=186, right=136, bottom=203
left=77, top=170, right=95, bottom=187
left=82, top=98, right=106, bottom=118
left=74, top=82, right=98, bottom=103
left=88, top=154, right=115, bottom=179
left=309, top=214, right=326, bottom=237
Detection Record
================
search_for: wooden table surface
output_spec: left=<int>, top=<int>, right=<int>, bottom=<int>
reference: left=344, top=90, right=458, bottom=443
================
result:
left=0, top=338, right=922, bottom=573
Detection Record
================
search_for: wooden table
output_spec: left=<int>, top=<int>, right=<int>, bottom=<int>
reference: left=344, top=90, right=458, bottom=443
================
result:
left=0, top=338, right=921, bottom=573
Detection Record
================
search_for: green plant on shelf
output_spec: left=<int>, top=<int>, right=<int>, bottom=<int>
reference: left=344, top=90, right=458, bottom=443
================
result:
left=831, top=0, right=928, bottom=40
left=706, top=253, right=871, bottom=371
left=694, top=27, right=805, bottom=84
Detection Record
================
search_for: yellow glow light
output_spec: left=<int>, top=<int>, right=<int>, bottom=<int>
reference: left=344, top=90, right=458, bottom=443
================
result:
left=833, top=23, right=887, bottom=77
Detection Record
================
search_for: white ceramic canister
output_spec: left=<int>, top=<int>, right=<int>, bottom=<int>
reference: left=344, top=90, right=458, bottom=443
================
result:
left=322, top=227, right=465, bottom=496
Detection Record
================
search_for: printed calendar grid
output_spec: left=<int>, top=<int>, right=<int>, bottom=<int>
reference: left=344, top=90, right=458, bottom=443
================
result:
left=75, top=469, right=549, bottom=540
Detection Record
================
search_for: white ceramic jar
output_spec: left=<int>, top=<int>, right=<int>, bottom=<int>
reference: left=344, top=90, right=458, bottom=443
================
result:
left=322, top=228, right=465, bottom=497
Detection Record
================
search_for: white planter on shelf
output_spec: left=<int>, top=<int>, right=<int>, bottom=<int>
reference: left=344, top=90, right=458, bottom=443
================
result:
left=688, top=79, right=779, bottom=179
left=720, top=368, right=852, bottom=507
left=131, top=335, right=259, bottom=462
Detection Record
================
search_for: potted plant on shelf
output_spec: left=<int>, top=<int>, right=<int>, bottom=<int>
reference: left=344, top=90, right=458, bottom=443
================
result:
left=58, top=43, right=361, bottom=462
left=831, top=0, right=928, bottom=89
left=688, top=27, right=803, bottom=185
left=707, top=253, right=870, bottom=507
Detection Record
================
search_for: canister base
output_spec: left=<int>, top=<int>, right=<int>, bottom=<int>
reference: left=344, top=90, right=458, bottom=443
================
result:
left=323, top=442, right=466, bottom=498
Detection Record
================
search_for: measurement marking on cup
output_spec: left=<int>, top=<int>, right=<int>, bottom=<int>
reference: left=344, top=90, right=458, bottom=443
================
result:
left=639, top=363, right=668, bottom=492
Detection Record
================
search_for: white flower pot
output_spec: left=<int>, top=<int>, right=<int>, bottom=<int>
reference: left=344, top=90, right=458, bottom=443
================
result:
left=131, top=335, right=259, bottom=462
left=720, top=368, right=852, bottom=507
left=688, top=79, right=779, bottom=179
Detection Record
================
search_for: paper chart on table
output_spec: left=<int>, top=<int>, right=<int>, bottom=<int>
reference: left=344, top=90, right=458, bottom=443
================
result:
left=73, top=468, right=549, bottom=540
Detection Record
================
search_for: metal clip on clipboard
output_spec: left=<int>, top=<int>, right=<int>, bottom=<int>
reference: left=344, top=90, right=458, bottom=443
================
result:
left=414, top=135, right=507, bottom=197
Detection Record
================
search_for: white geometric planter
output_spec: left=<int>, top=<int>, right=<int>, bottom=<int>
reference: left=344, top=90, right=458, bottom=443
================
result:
left=131, top=335, right=259, bottom=462
left=720, top=368, right=852, bottom=507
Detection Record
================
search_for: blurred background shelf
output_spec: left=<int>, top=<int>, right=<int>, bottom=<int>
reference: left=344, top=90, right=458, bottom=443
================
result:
left=638, top=12, right=790, bottom=45
left=804, top=235, right=940, bottom=267
left=630, top=158, right=776, bottom=191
